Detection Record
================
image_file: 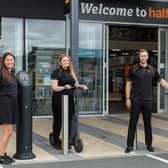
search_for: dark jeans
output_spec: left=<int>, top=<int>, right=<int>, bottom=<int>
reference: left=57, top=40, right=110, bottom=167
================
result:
left=52, top=95, right=75, bottom=143
left=126, top=99, right=153, bottom=147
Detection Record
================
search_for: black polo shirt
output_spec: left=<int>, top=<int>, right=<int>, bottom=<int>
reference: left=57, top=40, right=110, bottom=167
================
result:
left=51, top=68, right=75, bottom=96
left=127, top=64, right=162, bottom=101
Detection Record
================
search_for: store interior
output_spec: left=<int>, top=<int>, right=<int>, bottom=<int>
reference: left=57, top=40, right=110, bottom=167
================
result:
left=108, top=26, right=158, bottom=114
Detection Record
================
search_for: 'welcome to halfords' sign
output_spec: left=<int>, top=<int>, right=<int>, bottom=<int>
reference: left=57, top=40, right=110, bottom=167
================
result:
left=79, top=0, right=168, bottom=25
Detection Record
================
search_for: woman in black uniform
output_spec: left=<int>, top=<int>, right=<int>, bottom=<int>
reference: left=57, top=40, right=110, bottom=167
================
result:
left=0, top=52, right=17, bottom=164
left=51, top=53, right=87, bottom=149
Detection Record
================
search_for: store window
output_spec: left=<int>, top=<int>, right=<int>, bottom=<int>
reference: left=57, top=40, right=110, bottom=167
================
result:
left=79, top=23, right=103, bottom=115
left=0, top=18, right=23, bottom=72
left=26, top=19, right=65, bottom=116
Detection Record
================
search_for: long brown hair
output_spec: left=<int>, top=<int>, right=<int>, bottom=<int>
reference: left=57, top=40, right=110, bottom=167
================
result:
left=0, top=52, right=15, bottom=84
left=58, top=53, right=78, bottom=82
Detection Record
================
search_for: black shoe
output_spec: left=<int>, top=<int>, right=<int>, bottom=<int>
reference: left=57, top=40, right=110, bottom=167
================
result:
left=54, top=142, right=62, bottom=150
left=125, top=146, right=133, bottom=153
left=147, top=145, right=155, bottom=152
left=3, top=153, right=15, bottom=163
left=0, top=154, right=12, bottom=165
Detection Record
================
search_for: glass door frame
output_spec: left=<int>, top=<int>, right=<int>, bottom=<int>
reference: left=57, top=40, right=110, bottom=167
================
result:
left=64, top=20, right=111, bottom=116
left=103, top=24, right=160, bottom=115
left=65, top=20, right=106, bottom=115
left=158, top=28, right=168, bottom=113
left=103, top=24, right=109, bottom=116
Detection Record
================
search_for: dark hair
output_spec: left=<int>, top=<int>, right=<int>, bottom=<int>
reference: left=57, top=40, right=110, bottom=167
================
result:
left=0, top=52, right=15, bottom=84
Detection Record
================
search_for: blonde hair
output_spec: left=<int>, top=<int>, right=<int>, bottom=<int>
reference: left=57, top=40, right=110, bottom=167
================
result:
left=58, top=53, right=78, bottom=82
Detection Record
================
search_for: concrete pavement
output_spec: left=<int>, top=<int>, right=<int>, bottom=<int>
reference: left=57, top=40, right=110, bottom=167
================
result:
left=1, top=113, right=168, bottom=166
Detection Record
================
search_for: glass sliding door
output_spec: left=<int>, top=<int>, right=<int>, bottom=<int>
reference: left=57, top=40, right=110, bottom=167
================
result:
left=26, top=19, right=65, bottom=116
left=79, top=23, right=103, bottom=115
left=0, top=18, right=23, bottom=72
left=158, top=28, right=168, bottom=112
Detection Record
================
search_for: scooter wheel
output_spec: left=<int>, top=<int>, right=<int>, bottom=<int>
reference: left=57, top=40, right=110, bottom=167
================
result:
left=49, top=132, right=55, bottom=146
left=74, top=138, right=84, bottom=153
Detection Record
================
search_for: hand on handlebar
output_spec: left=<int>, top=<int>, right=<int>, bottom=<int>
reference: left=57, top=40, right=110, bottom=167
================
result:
left=64, top=84, right=88, bottom=90
left=78, top=84, right=89, bottom=90
left=64, top=84, right=72, bottom=89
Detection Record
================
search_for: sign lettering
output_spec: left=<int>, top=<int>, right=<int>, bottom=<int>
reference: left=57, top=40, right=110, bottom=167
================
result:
left=79, top=0, right=168, bottom=25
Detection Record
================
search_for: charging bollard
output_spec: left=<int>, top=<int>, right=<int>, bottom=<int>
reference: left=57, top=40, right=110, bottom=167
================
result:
left=13, top=71, right=36, bottom=159
left=62, top=95, right=69, bottom=155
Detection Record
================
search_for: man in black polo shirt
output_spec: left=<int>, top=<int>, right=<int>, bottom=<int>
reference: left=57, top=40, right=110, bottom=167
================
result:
left=125, top=49, right=168, bottom=153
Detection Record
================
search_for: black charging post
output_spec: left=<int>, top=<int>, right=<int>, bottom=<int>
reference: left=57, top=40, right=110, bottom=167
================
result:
left=13, top=71, right=36, bottom=159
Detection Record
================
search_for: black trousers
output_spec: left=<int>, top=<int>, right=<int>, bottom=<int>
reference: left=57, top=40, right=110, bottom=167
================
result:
left=126, top=100, right=153, bottom=147
left=52, top=95, right=75, bottom=143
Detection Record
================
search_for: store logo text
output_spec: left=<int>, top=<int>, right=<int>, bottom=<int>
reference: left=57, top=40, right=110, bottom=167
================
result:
left=81, top=3, right=168, bottom=19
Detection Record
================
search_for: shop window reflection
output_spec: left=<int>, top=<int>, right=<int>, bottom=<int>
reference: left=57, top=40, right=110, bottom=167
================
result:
left=79, top=23, right=103, bottom=115
left=78, top=49, right=103, bottom=114
left=26, top=19, right=65, bottom=116
left=28, top=47, right=65, bottom=115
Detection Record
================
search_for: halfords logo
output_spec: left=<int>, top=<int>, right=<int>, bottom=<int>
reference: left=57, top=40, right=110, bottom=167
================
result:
left=20, top=74, right=29, bottom=82
left=65, top=0, right=70, bottom=5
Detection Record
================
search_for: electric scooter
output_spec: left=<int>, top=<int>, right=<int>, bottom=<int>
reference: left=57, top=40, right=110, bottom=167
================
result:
left=49, top=87, right=85, bottom=153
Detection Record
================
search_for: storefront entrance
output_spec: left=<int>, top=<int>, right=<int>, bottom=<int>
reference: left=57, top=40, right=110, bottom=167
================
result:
left=107, top=25, right=158, bottom=114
